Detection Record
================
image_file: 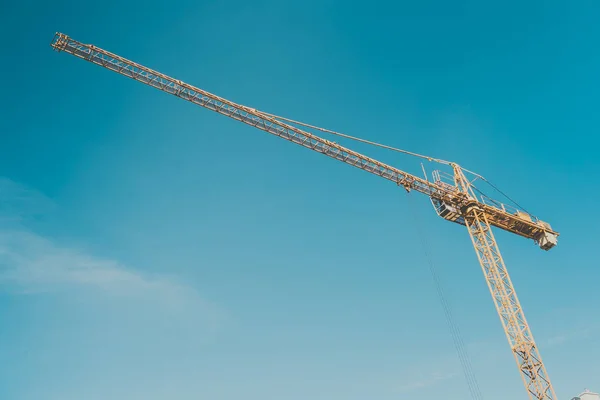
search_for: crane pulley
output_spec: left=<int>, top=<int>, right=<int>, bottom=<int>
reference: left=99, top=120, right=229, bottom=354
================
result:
left=50, top=32, right=560, bottom=400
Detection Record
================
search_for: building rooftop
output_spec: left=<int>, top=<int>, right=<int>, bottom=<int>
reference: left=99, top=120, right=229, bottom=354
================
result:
left=572, top=389, right=600, bottom=400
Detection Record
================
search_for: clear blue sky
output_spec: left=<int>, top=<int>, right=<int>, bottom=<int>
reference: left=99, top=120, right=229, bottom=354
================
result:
left=1, top=1, right=598, bottom=399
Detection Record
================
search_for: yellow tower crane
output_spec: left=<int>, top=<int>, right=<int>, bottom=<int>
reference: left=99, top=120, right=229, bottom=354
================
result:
left=50, top=32, right=560, bottom=400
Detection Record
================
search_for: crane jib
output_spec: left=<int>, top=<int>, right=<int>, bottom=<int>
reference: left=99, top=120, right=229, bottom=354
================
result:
left=49, top=34, right=449, bottom=195
left=50, top=32, right=559, bottom=250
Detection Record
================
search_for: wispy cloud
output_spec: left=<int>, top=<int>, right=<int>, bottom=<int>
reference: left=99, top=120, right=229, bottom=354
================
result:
left=0, top=177, right=55, bottom=224
left=390, top=315, right=598, bottom=396
left=395, top=370, right=460, bottom=392
left=0, top=177, right=225, bottom=329
left=544, top=327, right=594, bottom=347
left=0, top=230, right=189, bottom=297
left=386, top=347, right=466, bottom=394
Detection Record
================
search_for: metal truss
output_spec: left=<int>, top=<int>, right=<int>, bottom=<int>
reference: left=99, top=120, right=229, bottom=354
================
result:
left=466, top=206, right=556, bottom=400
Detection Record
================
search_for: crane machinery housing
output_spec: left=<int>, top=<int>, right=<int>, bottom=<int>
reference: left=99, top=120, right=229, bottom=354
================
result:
left=50, top=32, right=560, bottom=400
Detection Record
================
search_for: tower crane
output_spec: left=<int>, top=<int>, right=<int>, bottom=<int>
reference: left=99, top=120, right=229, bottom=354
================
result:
left=50, top=32, right=560, bottom=400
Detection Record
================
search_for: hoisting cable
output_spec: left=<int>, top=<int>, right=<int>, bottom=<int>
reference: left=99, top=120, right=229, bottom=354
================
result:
left=404, top=191, right=484, bottom=400
left=257, top=110, right=451, bottom=165
left=261, top=110, right=530, bottom=215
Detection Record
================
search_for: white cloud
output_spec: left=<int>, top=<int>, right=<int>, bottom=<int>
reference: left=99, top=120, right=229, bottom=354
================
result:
left=389, top=320, right=599, bottom=396
left=544, top=327, right=594, bottom=348
left=0, top=177, right=225, bottom=329
left=387, top=348, right=466, bottom=394
left=0, top=177, right=55, bottom=224
left=395, top=370, right=460, bottom=392
left=0, top=230, right=182, bottom=296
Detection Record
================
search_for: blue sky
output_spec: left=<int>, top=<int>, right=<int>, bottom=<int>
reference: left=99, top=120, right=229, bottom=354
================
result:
left=1, top=0, right=599, bottom=399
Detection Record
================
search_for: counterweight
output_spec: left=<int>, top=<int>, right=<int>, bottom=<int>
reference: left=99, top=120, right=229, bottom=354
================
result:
left=50, top=32, right=560, bottom=400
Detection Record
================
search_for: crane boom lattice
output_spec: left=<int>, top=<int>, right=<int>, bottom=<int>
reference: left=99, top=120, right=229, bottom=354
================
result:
left=50, top=32, right=560, bottom=400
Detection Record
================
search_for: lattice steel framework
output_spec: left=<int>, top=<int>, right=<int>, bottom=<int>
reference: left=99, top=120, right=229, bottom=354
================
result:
left=49, top=32, right=560, bottom=400
left=465, top=206, right=556, bottom=400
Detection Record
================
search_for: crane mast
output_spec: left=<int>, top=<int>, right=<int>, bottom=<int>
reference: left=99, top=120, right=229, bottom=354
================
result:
left=50, top=32, right=560, bottom=400
left=452, top=167, right=557, bottom=400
